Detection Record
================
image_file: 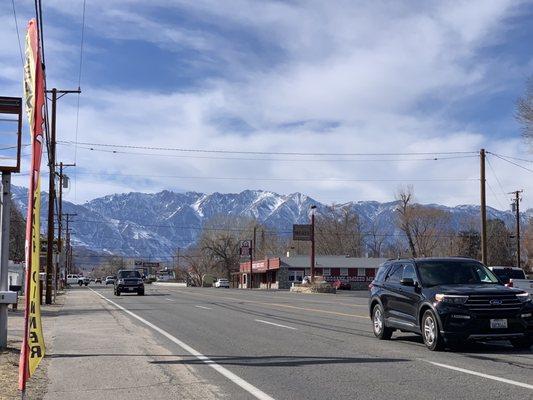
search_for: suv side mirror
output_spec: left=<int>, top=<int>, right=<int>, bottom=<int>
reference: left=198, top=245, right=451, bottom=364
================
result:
left=400, top=277, right=415, bottom=286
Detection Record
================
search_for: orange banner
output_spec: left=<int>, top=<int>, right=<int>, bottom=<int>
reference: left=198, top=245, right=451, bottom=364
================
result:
left=19, top=18, right=46, bottom=392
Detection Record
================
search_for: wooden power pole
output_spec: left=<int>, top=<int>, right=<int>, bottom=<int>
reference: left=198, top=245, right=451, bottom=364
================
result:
left=480, top=149, right=487, bottom=265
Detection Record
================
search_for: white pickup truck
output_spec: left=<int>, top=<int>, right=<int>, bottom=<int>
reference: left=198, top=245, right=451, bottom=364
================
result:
left=66, top=274, right=89, bottom=286
left=489, top=266, right=533, bottom=294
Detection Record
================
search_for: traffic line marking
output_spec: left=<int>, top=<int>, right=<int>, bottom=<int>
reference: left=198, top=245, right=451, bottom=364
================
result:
left=175, top=290, right=369, bottom=319
left=165, top=298, right=175, bottom=302
left=255, top=319, right=297, bottom=330
left=195, top=305, right=212, bottom=310
left=89, top=289, right=275, bottom=400
left=424, top=360, right=533, bottom=390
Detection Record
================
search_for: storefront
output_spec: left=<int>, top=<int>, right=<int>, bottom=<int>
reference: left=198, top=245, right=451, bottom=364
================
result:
left=238, top=255, right=388, bottom=290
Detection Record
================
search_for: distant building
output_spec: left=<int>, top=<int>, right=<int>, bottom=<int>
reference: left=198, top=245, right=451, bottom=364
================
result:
left=236, top=255, right=388, bottom=290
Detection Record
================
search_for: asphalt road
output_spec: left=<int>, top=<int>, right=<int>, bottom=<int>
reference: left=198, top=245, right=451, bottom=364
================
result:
left=85, top=285, right=533, bottom=400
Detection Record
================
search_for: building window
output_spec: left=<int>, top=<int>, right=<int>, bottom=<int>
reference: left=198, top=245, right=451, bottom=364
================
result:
left=323, top=268, right=331, bottom=276
left=340, top=268, right=348, bottom=276
left=357, top=268, right=365, bottom=276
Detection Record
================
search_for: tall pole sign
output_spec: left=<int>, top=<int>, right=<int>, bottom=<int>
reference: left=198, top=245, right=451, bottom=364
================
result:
left=240, top=240, right=253, bottom=289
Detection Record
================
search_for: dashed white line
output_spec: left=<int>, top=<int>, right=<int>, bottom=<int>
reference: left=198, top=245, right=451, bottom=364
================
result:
left=165, top=298, right=175, bottom=302
left=424, top=360, right=533, bottom=390
left=89, top=288, right=275, bottom=400
left=255, top=319, right=297, bottom=330
left=195, top=305, right=212, bottom=310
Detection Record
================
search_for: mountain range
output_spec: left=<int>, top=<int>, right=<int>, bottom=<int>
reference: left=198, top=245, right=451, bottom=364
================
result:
left=9, top=185, right=525, bottom=262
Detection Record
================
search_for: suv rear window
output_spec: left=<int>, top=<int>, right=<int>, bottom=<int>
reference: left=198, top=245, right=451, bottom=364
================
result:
left=375, top=265, right=390, bottom=282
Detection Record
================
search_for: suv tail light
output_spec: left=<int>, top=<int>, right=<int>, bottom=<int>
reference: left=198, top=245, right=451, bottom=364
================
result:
left=368, top=282, right=374, bottom=290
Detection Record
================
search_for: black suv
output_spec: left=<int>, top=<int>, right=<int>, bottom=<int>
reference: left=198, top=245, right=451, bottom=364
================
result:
left=114, top=269, right=144, bottom=296
left=369, top=258, right=533, bottom=351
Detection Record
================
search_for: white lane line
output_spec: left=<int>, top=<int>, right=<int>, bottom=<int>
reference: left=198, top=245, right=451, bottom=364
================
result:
left=165, top=298, right=175, bottom=302
left=195, top=305, right=212, bottom=310
left=424, top=360, right=533, bottom=390
left=89, top=288, right=275, bottom=400
left=255, top=319, right=297, bottom=330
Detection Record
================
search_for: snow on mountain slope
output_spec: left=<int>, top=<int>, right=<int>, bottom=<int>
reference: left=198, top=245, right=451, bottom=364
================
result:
left=10, top=185, right=519, bottom=260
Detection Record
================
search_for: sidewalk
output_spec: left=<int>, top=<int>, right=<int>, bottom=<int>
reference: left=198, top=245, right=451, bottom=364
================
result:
left=43, top=289, right=221, bottom=400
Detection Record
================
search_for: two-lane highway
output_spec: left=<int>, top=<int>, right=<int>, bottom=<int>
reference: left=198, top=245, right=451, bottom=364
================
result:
left=87, top=285, right=533, bottom=400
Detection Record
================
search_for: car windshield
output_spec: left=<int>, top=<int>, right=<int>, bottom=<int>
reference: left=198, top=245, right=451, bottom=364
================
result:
left=417, top=261, right=500, bottom=287
left=118, top=270, right=141, bottom=279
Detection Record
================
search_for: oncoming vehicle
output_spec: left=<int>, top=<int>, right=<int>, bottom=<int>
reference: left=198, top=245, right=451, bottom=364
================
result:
left=105, top=276, right=116, bottom=285
left=114, top=270, right=144, bottom=296
left=214, top=278, right=230, bottom=288
left=369, top=258, right=533, bottom=351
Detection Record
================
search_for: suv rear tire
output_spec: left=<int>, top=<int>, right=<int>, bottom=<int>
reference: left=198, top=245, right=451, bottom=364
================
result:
left=372, top=304, right=393, bottom=340
left=421, top=310, right=444, bottom=351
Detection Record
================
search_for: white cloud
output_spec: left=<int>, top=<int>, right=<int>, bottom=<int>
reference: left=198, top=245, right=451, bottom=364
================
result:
left=2, top=0, right=532, bottom=210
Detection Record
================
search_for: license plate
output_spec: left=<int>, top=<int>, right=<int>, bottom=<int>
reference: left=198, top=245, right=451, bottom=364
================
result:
left=127, top=287, right=134, bottom=291
left=490, top=319, right=508, bottom=329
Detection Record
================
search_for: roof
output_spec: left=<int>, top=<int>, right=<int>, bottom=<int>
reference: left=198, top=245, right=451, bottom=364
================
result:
left=280, top=256, right=388, bottom=269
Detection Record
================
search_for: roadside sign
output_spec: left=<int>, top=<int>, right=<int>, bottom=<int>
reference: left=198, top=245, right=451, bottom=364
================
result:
left=293, top=224, right=312, bottom=241
left=240, top=240, right=252, bottom=257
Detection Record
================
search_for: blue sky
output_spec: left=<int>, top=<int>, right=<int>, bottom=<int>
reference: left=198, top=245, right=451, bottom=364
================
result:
left=1, top=0, right=533, bottom=209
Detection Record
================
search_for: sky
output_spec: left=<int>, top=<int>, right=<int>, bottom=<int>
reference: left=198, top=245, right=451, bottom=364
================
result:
left=1, top=0, right=533, bottom=209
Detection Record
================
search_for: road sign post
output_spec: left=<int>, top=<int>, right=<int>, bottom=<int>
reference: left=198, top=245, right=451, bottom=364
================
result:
left=240, top=240, right=253, bottom=289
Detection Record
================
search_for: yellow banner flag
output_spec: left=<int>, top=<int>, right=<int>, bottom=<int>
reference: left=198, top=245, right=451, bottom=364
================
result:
left=28, top=179, right=45, bottom=374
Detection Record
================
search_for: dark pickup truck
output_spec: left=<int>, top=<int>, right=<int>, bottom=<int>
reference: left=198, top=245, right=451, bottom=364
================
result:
left=114, top=269, right=145, bottom=296
left=369, top=257, right=533, bottom=351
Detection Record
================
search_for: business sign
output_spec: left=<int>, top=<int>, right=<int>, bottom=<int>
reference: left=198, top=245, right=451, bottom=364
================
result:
left=292, top=224, right=312, bottom=241
left=19, top=18, right=46, bottom=392
left=324, top=276, right=374, bottom=283
left=240, top=240, right=252, bottom=257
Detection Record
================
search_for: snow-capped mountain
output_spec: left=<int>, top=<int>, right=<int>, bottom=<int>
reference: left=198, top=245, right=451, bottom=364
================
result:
left=10, top=186, right=520, bottom=260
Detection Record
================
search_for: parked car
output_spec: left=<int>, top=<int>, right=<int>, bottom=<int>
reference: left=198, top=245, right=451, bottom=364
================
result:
left=66, top=274, right=80, bottom=285
left=95, top=278, right=102, bottom=284
left=489, top=266, right=533, bottom=294
left=114, top=270, right=144, bottom=296
left=369, top=257, right=533, bottom=351
left=214, top=278, right=230, bottom=288
left=105, top=276, right=116, bottom=285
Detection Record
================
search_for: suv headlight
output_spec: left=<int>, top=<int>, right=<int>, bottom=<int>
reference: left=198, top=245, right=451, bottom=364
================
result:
left=117, top=279, right=124, bottom=284
left=516, top=293, right=531, bottom=303
left=435, top=294, right=469, bottom=304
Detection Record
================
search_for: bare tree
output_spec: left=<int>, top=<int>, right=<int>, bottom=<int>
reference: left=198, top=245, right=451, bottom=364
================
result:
left=10, top=202, right=26, bottom=262
left=364, top=214, right=393, bottom=258
left=314, top=205, right=363, bottom=256
left=182, top=247, right=215, bottom=287
left=517, top=78, right=533, bottom=141
left=395, top=186, right=452, bottom=257
left=396, top=186, right=417, bottom=257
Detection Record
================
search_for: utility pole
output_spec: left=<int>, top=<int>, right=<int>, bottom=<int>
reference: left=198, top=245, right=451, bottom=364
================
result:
left=310, top=205, right=316, bottom=283
left=56, top=162, right=74, bottom=289
left=510, top=190, right=523, bottom=268
left=480, top=149, right=487, bottom=265
left=45, top=88, right=80, bottom=304
left=63, top=213, right=77, bottom=276
left=0, top=173, right=11, bottom=349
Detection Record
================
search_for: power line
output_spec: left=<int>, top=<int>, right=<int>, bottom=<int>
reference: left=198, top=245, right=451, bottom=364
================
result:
left=69, top=171, right=478, bottom=183
left=57, top=140, right=478, bottom=157
left=11, top=0, right=24, bottom=67
left=489, top=152, right=533, bottom=174
left=60, top=143, right=478, bottom=163
left=73, top=0, right=87, bottom=202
